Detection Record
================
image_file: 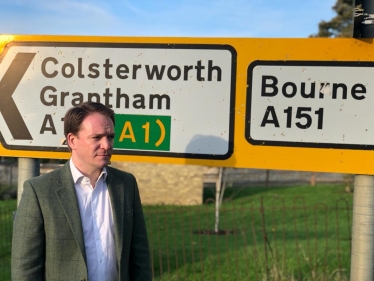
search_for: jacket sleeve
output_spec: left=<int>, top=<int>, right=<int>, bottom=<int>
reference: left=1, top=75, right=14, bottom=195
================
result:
left=129, top=176, right=152, bottom=281
left=11, top=180, right=45, bottom=281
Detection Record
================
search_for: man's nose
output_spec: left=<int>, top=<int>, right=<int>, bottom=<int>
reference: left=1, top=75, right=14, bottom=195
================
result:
left=101, top=137, right=113, bottom=150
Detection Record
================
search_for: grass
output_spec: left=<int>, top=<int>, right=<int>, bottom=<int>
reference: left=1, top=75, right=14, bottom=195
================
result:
left=144, top=184, right=353, bottom=280
left=0, top=199, right=16, bottom=281
left=0, top=184, right=353, bottom=281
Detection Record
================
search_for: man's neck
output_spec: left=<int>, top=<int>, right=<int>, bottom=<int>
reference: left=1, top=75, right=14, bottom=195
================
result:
left=70, top=158, right=102, bottom=187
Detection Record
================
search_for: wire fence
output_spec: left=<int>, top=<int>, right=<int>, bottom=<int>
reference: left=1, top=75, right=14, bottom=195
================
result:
left=145, top=198, right=352, bottom=280
left=0, top=198, right=352, bottom=281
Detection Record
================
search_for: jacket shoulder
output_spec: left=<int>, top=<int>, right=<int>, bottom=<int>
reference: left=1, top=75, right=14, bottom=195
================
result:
left=107, top=165, right=135, bottom=179
left=25, top=163, right=72, bottom=190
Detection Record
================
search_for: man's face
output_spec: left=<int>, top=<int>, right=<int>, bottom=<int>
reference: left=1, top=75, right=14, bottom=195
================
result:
left=67, top=112, right=115, bottom=177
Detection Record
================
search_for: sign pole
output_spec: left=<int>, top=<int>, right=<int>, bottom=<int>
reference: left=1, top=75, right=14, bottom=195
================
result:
left=17, top=158, right=40, bottom=206
left=350, top=176, right=374, bottom=280
left=350, top=1, right=374, bottom=280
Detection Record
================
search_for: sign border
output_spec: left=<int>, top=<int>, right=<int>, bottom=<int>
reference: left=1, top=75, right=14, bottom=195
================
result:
left=0, top=41, right=237, bottom=160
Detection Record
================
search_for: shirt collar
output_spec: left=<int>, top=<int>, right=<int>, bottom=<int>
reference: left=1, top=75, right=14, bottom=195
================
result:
left=69, top=158, right=107, bottom=184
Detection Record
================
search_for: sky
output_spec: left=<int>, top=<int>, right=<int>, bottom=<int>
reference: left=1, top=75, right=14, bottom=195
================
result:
left=0, top=0, right=337, bottom=38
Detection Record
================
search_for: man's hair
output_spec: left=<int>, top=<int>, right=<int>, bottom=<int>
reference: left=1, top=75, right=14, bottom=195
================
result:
left=64, top=101, right=115, bottom=139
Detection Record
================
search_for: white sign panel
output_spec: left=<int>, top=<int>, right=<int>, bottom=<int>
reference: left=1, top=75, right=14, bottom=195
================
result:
left=0, top=42, right=236, bottom=159
left=246, top=61, right=374, bottom=149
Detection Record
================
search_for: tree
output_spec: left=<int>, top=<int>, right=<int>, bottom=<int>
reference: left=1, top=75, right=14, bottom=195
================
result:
left=311, top=0, right=354, bottom=37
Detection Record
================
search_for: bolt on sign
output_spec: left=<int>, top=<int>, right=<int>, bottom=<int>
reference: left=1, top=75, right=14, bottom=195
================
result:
left=2, top=35, right=374, bottom=174
left=0, top=39, right=235, bottom=160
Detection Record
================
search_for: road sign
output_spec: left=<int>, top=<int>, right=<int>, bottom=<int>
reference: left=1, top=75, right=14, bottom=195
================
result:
left=2, top=35, right=374, bottom=174
left=0, top=40, right=235, bottom=159
left=247, top=60, right=374, bottom=149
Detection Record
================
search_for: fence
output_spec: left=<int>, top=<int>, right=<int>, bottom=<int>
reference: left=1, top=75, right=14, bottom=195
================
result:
left=145, top=197, right=352, bottom=280
left=0, top=197, right=352, bottom=281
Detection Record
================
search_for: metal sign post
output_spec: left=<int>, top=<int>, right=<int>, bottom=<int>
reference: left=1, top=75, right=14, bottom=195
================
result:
left=17, top=158, right=40, bottom=206
left=350, top=1, right=374, bottom=280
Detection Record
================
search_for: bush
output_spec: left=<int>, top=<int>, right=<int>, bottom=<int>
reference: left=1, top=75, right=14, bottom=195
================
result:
left=0, top=185, right=17, bottom=200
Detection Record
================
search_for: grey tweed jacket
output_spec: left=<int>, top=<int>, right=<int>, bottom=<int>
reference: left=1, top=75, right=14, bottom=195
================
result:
left=11, top=162, right=152, bottom=281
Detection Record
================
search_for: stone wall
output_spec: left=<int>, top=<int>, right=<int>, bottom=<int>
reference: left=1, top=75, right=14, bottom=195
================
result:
left=0, top=161, right=347, bottom=205
left=0, top=161, right=204, bottom=205
left=111, top=162, right=204, bottom=205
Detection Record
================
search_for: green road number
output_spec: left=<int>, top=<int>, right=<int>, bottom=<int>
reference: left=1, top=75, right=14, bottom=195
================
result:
left=114, top=114, right=171, bottom=151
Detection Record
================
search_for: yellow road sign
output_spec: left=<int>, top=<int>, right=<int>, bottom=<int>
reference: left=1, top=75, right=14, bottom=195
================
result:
left=0, top=34, right=374, bottom=174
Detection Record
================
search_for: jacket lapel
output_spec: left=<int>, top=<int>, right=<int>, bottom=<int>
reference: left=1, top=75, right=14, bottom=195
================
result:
left=106, top=168, right=125, bottom=263
left=54, top=162, right=87, bottom=264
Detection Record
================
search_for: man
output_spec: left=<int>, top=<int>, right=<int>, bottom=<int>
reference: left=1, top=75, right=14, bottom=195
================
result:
left=12, top=102, right=152, bottom=281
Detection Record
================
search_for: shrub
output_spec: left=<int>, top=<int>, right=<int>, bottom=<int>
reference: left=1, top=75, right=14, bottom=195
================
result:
left=0, top=185, right=17, bottom=200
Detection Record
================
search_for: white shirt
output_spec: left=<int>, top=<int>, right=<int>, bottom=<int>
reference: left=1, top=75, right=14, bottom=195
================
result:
left=70, top=159, right=118, bottom=281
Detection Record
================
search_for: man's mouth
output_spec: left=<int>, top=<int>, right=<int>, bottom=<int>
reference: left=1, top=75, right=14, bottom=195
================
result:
left=98, top=154, right=111, bottom=157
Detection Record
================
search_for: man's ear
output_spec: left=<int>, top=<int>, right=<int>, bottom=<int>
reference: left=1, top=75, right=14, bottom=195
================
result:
left=67, top=133, right=76, bottom=150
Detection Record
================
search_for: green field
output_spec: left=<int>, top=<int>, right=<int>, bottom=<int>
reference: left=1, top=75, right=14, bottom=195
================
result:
left=0, top=184, right=353, bottom=280
left=145, top=184, right=353, bottom=280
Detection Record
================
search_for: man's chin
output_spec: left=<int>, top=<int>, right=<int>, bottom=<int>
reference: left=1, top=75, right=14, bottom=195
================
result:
left=97, top=155, right=111, bottom=166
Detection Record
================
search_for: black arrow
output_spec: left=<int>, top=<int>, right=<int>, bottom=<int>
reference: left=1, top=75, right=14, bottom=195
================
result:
left=0, top=52, right=35, bottom=140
